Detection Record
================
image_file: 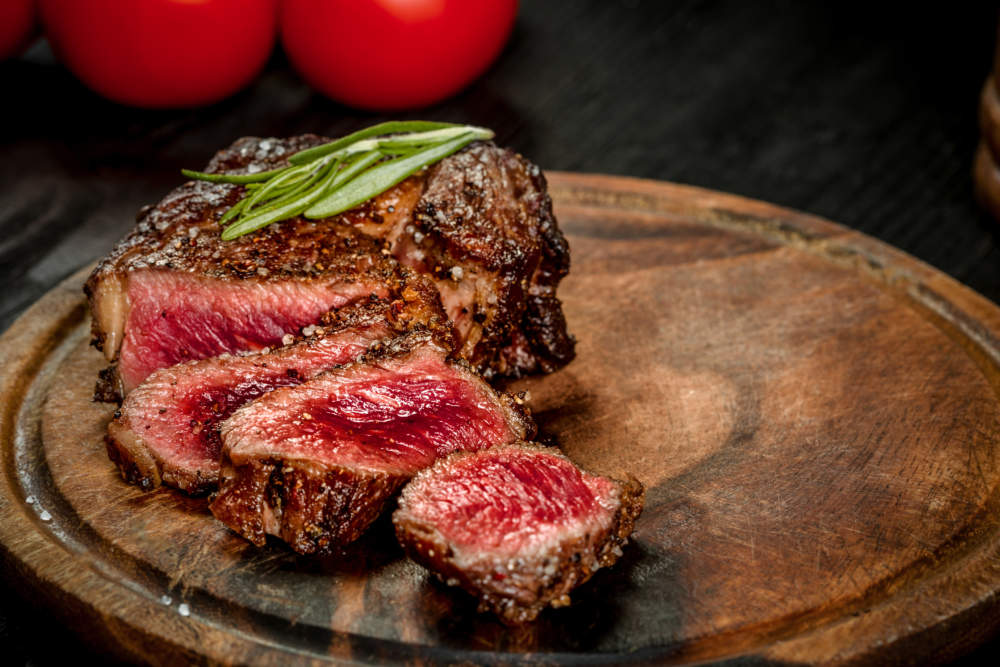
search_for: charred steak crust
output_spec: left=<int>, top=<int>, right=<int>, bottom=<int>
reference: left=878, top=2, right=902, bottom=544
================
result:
left=105, top=281, right=451, bottom=495
left=211, top=457, right=403, bottom=555
left=210, top=331, right=535, bottom=555
left=86, top=136, right=384, bottom=286
left=86, top=133, right=573, bottom=398
left=404, top=144, right=574, bottom=377
left=86, top=134, right=327, bottom=297
left=392, top=443, right=644, bottom=624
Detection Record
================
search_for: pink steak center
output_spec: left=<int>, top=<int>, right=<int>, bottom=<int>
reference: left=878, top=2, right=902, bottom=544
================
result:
left=411, top=449, right=616, bottom=555
left=249, top=362, right=513, bottom=475
left=118, top=271, right=375, bottom=391
left=129, top=329, right=386, bottom=476
left=181, top=374, right=306, bottom=467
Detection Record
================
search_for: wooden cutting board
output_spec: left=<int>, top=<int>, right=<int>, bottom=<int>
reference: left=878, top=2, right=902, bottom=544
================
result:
left=2, top=173, right=1000, bottom=665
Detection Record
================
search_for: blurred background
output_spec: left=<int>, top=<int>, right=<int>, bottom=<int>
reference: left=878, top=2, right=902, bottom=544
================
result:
left=1, top=0, right=999, bottom=663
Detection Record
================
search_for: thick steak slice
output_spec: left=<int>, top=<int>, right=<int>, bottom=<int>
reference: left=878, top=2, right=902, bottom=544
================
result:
left=106, top=280, right=450, bottom=495
left=210, top=332, right=534, bottom=554
left=87, top=134, right=573, bottom=398
left=393, top=443, right=644, bottom=624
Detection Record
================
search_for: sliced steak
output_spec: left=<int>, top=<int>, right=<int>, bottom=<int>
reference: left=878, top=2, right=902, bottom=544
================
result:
left=393, top=443, right=644, bottom=623
left=87, top=134, right=573, bottom=398
left=106, top=280, right=450, bottom=495
left=210, top=331, right=535, bottom=554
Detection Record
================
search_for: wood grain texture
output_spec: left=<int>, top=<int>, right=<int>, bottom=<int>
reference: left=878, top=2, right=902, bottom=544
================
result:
left=3, top=174, right=1000, bottom=665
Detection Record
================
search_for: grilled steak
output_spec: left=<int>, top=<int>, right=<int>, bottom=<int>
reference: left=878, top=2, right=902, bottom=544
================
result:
left=210, top=331, right=535, bottom=554
left=393, top=443, right=644, bottom=623
left=106, top=279, right=450, bottom=495
left=86, top=134, right=573, bottom=399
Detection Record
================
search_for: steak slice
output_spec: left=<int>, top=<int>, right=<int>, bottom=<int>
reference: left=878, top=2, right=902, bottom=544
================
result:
left=393, top=443, right=644, bottom=624
left=106, top=279, right=450, bottom=495
left=210, top=332, right=535, bottom=554
left=87, top=133, right=574, bottom=399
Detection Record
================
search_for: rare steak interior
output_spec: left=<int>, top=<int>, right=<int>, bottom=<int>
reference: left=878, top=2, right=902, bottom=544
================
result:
left=106, top=279, right=449, bottom=494
left=210, top=331, right=535, bottom=554
left=394, top=443, right=644, bottom=623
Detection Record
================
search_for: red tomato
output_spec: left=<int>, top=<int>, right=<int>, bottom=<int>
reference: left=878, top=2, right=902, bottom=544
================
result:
left=0, top=0, right=36, bottom=60
left=281, top=0, right=518, bottom=111
left=38, top=0, right=279, bottom=108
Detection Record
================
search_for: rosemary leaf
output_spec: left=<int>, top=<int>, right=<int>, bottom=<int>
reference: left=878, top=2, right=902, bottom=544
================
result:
left=181, top=167, right=283, bottom=184
left=324, top=150, right=383, bottom=194
left=218, top=197, right=248, bottom=225
left=305, top=132, right=479, bottom=218
left=220, top=197, right=315, bottom=240
left=287, top=121, right=459, bottom=165
left=247, top=157, right=341, bottom=214
left=185, top=121, right=494, bottom=240
left=377, top=126, right=491, bottom=151
left=220, top=152, right=383, bottom=240
left=227, top=159, right=341, bottom=227
left=242, top=161, right=317, bottom=212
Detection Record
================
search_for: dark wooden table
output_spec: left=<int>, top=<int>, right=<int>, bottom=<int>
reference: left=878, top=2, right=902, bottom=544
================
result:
left=2, top=1, right=999, bottom=663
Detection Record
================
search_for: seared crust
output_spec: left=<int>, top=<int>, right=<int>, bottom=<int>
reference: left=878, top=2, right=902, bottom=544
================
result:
left=104, top=426, right=161, bottom=491
left=412, top=144, right=574, bottom=377
left=210, top=331, right=535, bottom=554
left=210, top=457, right=405, bottom=553
left=393, top=444, right=644, bottom=624
left=87, top=135, right=329, bottom=288
left=501, top=293, right=576, bottom=376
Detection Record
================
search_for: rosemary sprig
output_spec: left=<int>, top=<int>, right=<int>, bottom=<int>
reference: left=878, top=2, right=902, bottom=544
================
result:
left=181, top=121, right=494, bottom=240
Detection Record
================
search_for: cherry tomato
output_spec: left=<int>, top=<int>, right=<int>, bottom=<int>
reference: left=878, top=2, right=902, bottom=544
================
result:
left=0, top=0, right=36, bottom=60
left=38, top=0, right=279, bottom=108
left=281, top=0, right=518, bottom=111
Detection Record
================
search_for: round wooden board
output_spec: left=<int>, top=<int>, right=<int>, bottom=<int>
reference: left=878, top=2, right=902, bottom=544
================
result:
left=3, top=173, right=1000, bottom=665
